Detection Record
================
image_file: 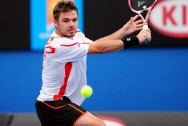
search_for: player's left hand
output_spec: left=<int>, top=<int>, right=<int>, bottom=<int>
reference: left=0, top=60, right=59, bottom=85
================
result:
left=137, top=28, right=152, bottom=44
left=123, top=15, right=143, bottom=35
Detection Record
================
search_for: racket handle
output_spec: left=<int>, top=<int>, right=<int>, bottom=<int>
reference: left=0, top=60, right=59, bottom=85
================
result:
left=143, top=25, right=148, bottom=29
left=143, top=25, right=150, bottom=44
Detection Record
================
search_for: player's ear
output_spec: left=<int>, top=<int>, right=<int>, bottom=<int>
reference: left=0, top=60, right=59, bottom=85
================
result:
left=53, top=19, right=58, bottom=27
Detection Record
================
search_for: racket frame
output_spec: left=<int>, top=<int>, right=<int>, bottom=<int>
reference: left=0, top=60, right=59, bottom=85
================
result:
left=128, top=0, right=158, bottom=43
left=128, top=0, right=158, bottom=23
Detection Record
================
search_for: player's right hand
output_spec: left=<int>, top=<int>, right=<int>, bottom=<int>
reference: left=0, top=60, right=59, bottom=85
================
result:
left=122, top=15, right=143, bottom=36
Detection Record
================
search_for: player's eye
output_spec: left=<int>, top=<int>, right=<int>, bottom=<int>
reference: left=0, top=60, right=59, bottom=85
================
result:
left=63, top=20, right=68, bottom=23
left=62, top=19, right=69, bottom=23
left=73, top=18, right=78, bottom=22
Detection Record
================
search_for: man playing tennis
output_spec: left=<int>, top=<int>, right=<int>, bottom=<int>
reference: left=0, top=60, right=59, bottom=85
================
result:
left=35, top=0, right=151, bottom=126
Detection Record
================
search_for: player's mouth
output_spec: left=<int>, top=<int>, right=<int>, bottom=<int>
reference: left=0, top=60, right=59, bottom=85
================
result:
left=68, top=28, right=76, bottom=33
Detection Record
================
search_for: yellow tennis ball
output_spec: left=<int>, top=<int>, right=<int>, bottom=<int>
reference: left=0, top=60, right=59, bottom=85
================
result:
left=81, top=85, right=93, bottom=98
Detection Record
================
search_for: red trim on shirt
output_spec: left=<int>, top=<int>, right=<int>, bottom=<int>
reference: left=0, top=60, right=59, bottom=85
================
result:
left=44, top=46, right=56, bottom=53
left=61, top=42, right=90, bottom=47
left=53, top=62, right=72, bottom=100
left=61, top=42, right=78, bottom=46
left=47, top=37, right=54, bottom=45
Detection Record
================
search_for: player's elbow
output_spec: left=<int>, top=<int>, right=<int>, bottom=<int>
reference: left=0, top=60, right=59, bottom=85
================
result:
left=97, top=46, right=107, bottom=54
left=88, top=47, right=107, bottom=54
left=89, top=43, right=107, bottom=54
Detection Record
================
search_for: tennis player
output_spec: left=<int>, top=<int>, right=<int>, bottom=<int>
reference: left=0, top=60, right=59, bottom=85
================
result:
left=35, top=0, right=151, bottom=126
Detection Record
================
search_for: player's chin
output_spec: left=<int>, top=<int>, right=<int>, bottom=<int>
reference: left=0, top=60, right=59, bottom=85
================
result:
left=67, top=31, right=76, bottom=37
left=68, top=34, right=75, bottom=37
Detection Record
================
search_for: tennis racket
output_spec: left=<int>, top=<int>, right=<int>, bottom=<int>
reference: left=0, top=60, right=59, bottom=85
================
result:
left=128, top=0, right=158, bottom=44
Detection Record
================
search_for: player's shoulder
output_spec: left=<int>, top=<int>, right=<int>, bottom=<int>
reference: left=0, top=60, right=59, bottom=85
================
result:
left=75, top=29, right=89, bottom=41
left=75, top=29, right=85, bottom=37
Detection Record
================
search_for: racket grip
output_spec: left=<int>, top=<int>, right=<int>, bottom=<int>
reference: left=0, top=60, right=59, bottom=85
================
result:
left=143, top=24, right=150, bottom=44
left=143, top=25, right=148, bottom=29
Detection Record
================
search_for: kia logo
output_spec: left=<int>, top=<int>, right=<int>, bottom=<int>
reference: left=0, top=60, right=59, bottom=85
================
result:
left=150, top=0, right=188, bottom=38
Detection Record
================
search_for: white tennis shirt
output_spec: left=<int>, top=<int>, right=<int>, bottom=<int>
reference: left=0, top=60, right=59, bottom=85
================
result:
left=37, top=30, right=92, bottom=105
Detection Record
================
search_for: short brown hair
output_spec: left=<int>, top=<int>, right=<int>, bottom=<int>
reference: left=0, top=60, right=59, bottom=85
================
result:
left=53, top=0, right=78, bottom=20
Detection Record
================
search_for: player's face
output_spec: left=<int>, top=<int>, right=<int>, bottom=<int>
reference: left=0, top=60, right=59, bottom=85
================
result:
left=54, top=10, right=78, bottom=37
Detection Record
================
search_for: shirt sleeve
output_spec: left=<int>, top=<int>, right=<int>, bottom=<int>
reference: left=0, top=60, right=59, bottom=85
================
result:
left=56, top=42, right=89, bottom=62
left=55, top=32, right=91, bottom=62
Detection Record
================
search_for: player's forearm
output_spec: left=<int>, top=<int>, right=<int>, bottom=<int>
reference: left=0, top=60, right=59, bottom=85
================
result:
left=88, top=36, right=140, bottom=54
left=88, top=40, right=124, bottom=54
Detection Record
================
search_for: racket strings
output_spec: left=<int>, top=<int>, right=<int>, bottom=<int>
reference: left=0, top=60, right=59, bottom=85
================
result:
left=130, top=0, right=156, bottom=11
